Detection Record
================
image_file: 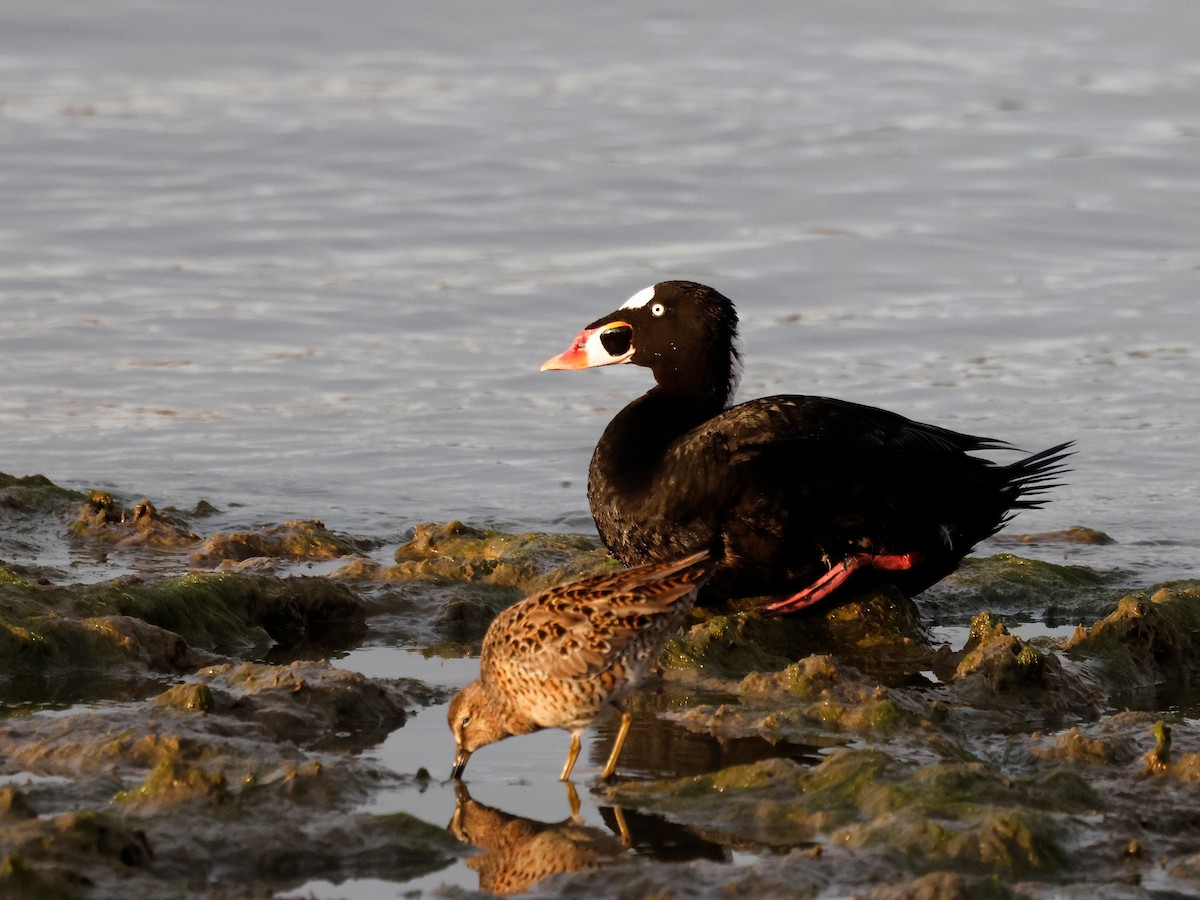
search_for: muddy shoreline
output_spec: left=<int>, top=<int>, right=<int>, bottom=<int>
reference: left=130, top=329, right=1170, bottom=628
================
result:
left=2, top=472, right=1199, bottom=898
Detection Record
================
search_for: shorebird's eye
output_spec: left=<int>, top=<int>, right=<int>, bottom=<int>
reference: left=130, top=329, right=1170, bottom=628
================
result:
left=651, top=303, right=665, bottom=317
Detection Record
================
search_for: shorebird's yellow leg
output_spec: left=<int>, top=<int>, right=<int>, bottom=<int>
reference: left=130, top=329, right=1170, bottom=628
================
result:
left=561, top=732, right=582, bottom=781
left=613, top=805, right=631, bottom=847
left=600, top=710, right=632, bottom=781
left=565, top=781, right=582, bottom=820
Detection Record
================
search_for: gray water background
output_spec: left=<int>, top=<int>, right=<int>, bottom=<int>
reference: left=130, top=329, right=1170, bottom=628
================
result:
left=3, top=0, right=1199, bottom=585
left=3, top=2, right=1200, bottom=895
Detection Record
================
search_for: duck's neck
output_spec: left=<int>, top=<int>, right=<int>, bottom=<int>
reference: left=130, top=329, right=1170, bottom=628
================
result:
left=649, top=331, right=742, bottom=412
left=591, top=338, right=741, bottom=495
left=591, top=386, right=720, bottom=495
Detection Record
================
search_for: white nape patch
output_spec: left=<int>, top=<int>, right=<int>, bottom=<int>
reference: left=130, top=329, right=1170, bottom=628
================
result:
left=620, top=285, right=657, bottom=311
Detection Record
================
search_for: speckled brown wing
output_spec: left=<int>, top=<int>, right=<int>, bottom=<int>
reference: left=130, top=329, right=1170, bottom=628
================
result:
left=479, top=551, right=711, bottom=683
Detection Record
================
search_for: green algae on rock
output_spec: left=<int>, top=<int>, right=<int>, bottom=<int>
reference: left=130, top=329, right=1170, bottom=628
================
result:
left=0, top=473, right=88, bottom=515
left=1, top=473, right=91, bottom=567
left=323, top=521, right=619, bottom=647
left=610, top=751, right=1076, bottom=878
left=998, top=526, right=1115, bottom=546
left=1028, top=720, right=1144, bottom=767
left=664, top=655, right=912, bottom=748
left=955, top=612, right=1056, bottom=690
left=0, top=565, right=366, bottom=692
left=390, top=520, right=612, bottom=591
left=1065, top=581, right=1200, bottom=688
left=662, top=586, right=931, bottom=682
left=159, top=659, right=412, bottom=748
left=0, top=806, right=153, bottom=900
left=11, top=492, right=1200, bottom=897
left=0, top=669, right=460, bottom=897
left=192, top=518, right=364, bottom=564
left=919, top=553, right=1127, bottom=626
left=0, top=594, right=215, bottom=687
left=71, top=495, right=199, bottom=549
left=942, top=611, right=1099, bottom=710
left=77, top=571, right=367, bottom=653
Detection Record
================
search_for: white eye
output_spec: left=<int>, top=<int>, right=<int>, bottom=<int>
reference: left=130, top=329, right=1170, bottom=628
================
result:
left=651, top=303, right=665, bottom=317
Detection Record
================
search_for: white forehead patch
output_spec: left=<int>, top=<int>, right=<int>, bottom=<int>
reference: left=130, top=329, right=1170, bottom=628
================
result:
left=619, top=285, right=657, bottom=310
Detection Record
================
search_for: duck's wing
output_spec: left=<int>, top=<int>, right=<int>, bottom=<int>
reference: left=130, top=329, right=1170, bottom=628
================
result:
left=707, top=395, right=1004, bottom=461
left=656, top=395, right=1011, bottom=521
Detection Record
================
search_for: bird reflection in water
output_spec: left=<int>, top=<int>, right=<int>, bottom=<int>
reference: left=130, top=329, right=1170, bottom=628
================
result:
left=449, top=781, right=627, bottom=895
left=449, top=781, right=729, bottom=894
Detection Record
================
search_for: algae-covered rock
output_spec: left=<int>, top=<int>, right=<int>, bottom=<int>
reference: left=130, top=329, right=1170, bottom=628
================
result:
left=168, top=659, right=412, bottom=748
left=920, top=553, right=1125, bottom=625
left=0, top=807, right=153, bottom=900
left=82, top=615, right=217, bottom=673
left=1000, top=526, right=1115, bottom=546
left=1065, top=581, right=1200, bottom=688
left=114, top=756, right=230, bottom=809
left=955, top=612, right=1052, bottom=690
left=193, top=518, right=362, bottom=564
left=612, top=750, right=1077, bottom=878
left=533, top=850, right=840, bottom=900
left=0, top=472, right=88, bottom=515
left=663, top=611, right=807, bottom=678
left=1138, top=718, right=1200, bottom=782
left=611, top=755, right=844, bottom=847
left=0, top=676, right=458, bottom=897
left=1, top=567, right=366, bottom=703
left=666, top=656, right=912, bottom=744
left=1029, top=723, right=1143, bottom=767
left=78, top=571, right=366, bottom=653
left=1, top=473, right=91, bottom=566
left=70, top=495, right=199, bottom=549
left=836, top=806, right=1068, bottom=878
left=0, top=789, right=36, bottom=823
left=945, top=611, right=1100, bottom=721
left=323, top=521, right=618, bottom=648
left=327, top=558, right=527, bottom=646
left=10, top=485, right=1200, bottom=897
left=1, top=662, right=414, bottom=791
left=866, top=871, right=1019, bottom=900
left=389, top=520, right=611, bottom=590
left=663, top=586, right=931, bottom=681
left=0, top=606, right=213, bottom=686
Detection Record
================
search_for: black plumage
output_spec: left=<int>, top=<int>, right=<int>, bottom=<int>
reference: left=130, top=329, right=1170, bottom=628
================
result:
left=542, top=280, right=1072, bottom=611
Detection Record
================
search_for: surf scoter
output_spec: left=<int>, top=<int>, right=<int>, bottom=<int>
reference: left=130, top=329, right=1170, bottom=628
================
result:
left=541, top=280, right=1073, bottom=613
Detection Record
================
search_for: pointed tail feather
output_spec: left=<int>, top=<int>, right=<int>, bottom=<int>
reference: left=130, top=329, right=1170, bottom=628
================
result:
left=1003, top=440, right=1075, bottom=512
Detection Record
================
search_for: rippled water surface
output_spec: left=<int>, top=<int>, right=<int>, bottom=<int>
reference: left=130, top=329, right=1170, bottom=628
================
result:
left=2, top=0, right=1199, bottom=893
left=3, top=0, right=1199, bottom=582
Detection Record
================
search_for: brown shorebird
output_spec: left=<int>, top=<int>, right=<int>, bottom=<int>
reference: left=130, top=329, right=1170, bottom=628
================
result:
left=448, top=550, right=711, bottom=781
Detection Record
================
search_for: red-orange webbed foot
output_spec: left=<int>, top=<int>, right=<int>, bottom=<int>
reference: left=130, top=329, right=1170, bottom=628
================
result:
left=764, top=551, right=921, bottom=614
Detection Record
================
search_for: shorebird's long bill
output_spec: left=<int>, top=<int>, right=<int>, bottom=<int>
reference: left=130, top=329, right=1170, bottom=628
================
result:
left=450, top=747, right=471, bottom=780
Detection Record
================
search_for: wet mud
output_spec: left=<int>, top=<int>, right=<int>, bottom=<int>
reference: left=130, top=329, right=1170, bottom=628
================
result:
left=2, top=473, right=1199, bottom=897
